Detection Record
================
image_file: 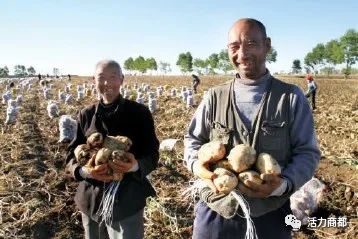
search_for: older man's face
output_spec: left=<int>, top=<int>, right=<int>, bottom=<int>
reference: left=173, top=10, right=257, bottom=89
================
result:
left=94, top=66, right=123, bottom=104
left=228, top=21, right=270, bottom=79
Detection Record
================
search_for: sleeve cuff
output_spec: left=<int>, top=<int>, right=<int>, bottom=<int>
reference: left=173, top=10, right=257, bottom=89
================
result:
left=129, top=161, right=139, bottom=172
left=270, top=179, right=288, bottom=196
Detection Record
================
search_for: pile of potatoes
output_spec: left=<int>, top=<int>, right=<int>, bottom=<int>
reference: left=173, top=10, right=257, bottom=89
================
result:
left=194, top=141, right=281, bottom=194
left=74, top=132, right=133, bottom=181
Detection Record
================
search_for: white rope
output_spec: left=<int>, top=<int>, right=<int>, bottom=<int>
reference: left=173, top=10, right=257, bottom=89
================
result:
left=230, top=190, right=258, bottom=239
left=182, top=180, right=258, bottom=239
left=97, top=181, right=120, bottom=225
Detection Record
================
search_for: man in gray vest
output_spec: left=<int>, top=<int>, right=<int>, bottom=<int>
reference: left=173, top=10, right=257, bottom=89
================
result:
left=184, top=18, right=320, bottom=238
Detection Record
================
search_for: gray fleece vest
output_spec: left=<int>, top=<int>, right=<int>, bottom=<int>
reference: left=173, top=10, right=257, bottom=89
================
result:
left=208, top=76, right=293, bottom=217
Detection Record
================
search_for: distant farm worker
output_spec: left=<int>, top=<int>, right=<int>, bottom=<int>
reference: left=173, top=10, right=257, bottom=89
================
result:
left=305, top=74, right=317, bottom=110
left=38, top=74, right=42, bottom=81
left=192, top=74, right=201, bottom=93
left=68, top=74, right=71, bottom=81
left=184, top=18, right=321, bottom=239
left=65, top=59, right=159, bottom=239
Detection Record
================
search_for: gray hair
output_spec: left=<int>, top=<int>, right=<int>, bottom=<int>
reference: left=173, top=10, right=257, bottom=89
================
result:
left=95, top=59, right=123, bottom=77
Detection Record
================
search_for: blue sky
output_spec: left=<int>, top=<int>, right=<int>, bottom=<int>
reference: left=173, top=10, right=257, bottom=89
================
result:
left=0, top=0, right=357, bottom=75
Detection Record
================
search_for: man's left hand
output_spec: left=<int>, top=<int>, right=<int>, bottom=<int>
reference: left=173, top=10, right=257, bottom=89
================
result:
left=238, top=173, right=282, bottom=198
left=109, top=152, right=138, bottom=173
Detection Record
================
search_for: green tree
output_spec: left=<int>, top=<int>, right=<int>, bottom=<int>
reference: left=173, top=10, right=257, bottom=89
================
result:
left=0, top=66, right=9, bottom=77
left=14, top=65, right=27, bottom=76
left=323, top=40, right=343, bottom=76
left=193, top=58, right=208, bottom=74
left=124, top=57, right=134, bottom=72
left=292, top=59, right=302, bottom=74
left=134, top=56, right=147, bottom=73
left=218, top=49, right=234, bottom=74
left=207, top=53, right=219, bottom=74
left=159, top=61, right=171, bottom=74
left=304, top=43, right=325, bottom=72
left=176, top=52, right=193, bottom=73
left=27, top=66, right=36, bottom=76
left=266, top=47, right=277, bottom=63
left=146, top=57, right=157, bottom=71
left=340, top=29, right=358, bottom=78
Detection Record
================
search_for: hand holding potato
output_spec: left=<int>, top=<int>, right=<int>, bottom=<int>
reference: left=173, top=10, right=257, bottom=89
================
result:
left=83, top=155, right=114, bottom=182
left=238, top=173, right=283, bottom=198
left=109, top=152, right=138, bottom=173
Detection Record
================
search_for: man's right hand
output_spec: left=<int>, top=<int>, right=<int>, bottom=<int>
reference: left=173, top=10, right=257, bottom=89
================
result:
left=83, top=155, right=114, bottom=182
left=192, top=160, right=219, bottom=193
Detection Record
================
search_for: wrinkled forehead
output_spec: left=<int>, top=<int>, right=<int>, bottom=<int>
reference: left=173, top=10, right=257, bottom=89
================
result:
left=95, top=64, right=121, bottom=76
left=228, top=21, right=265, bottom=43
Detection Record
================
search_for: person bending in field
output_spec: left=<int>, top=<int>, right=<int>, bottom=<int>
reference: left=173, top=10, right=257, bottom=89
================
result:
left=192, top=74, right=201, bottom=93
left=305, top=74, right=317, bottom=110
left=65, top=60, right=159, bottom=239
left=184, top=18, right=321, bottom=239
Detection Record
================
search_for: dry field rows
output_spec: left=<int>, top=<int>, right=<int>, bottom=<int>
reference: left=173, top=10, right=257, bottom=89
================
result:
left=0, top=75, right=357, bottom=238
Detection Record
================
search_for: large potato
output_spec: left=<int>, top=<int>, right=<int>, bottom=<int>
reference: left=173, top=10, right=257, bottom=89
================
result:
left=256, top=153, right=281, bottom=175
left=198, top=141, right=226, bottom=163
left=87, top=132, right=104, bottom=148
left=95, top=148, right=112, bottom=165
left=74, top=144, right=92, bottom=165
left=227, top=144, right=256, bottom=173
left=238, top=170, right=263, bottom=186
left=193, top=160, right=215, bottom=179
left=103, top=135, right=132, bottom=151
left=213, top=168, right=238, bottom=194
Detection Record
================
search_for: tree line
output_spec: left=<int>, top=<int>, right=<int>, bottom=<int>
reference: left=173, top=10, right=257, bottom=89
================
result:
left=292, top=29, right=357, bottom=77
left=0, top=65, right=36, bottom=77
left=122, top=47, right=277, bottom=75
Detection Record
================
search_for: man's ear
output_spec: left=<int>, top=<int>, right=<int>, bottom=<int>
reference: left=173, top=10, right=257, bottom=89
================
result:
left=119, top=75, right=124, bottom=85
left=265, top=37, right=272, bottom=54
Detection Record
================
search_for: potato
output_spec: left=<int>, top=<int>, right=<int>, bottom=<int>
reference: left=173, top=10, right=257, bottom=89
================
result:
left=87, top=132, right=104, bottom=148
left=103, top=135, right=132, bottom=151
left=74, top=144, right=94, bottom=165
left=256, top=153, right=281, bottom=175
left=95, top=148, right=112, bottom=165
left=111, top=150, right=126, bottom=161
left=227, top=144, right=256, bottom=173
left=198, top=141, right=226, bottom=163
left=213, top=168, right=238, bottom=194
left=193, top=160, right=215, bottom=180
left=238, top=170, right=263, bottom=186
left=214, top=159, right=233, bottom=171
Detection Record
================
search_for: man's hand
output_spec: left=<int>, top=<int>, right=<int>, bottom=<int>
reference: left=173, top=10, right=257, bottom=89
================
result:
left=192, top=160, right=219, bottom=194
left=109, top=152, right=138, bottom=173
left=238, top=173, right=282, bottom=198
left=83, top=155, right=114, bottom=182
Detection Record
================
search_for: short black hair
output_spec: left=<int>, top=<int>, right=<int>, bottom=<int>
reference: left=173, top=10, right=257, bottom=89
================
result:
left=239, top=18, right=267, bottom=38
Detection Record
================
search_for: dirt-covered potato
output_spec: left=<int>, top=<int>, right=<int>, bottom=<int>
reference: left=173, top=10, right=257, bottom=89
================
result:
left=95, top=148, right=112, bottom=165
left=74, top=144, right=95, bottom=165
left=227, top=144, right=256, bottom=173
left=198, top=141, right=226, bottom=163
left=103, top=135, right=132, bottom=151
left=87, top=132, right=104, bottom=148
left=213, top=159, right=233, bottom=171
left=193, top=141, right=226, bottom=180
left=213, top=168, right=238, bottom=194
left=238, top=170, right=263, bottom=186
left=256, top=153, right=281, bottom=175
left=193, top=160, right=215, bottom=179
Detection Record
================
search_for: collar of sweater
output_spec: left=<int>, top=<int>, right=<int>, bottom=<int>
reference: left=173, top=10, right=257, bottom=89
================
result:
left=97, top=94, right=124, bottom=115
left=235, top=70, right=271, bottom=86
